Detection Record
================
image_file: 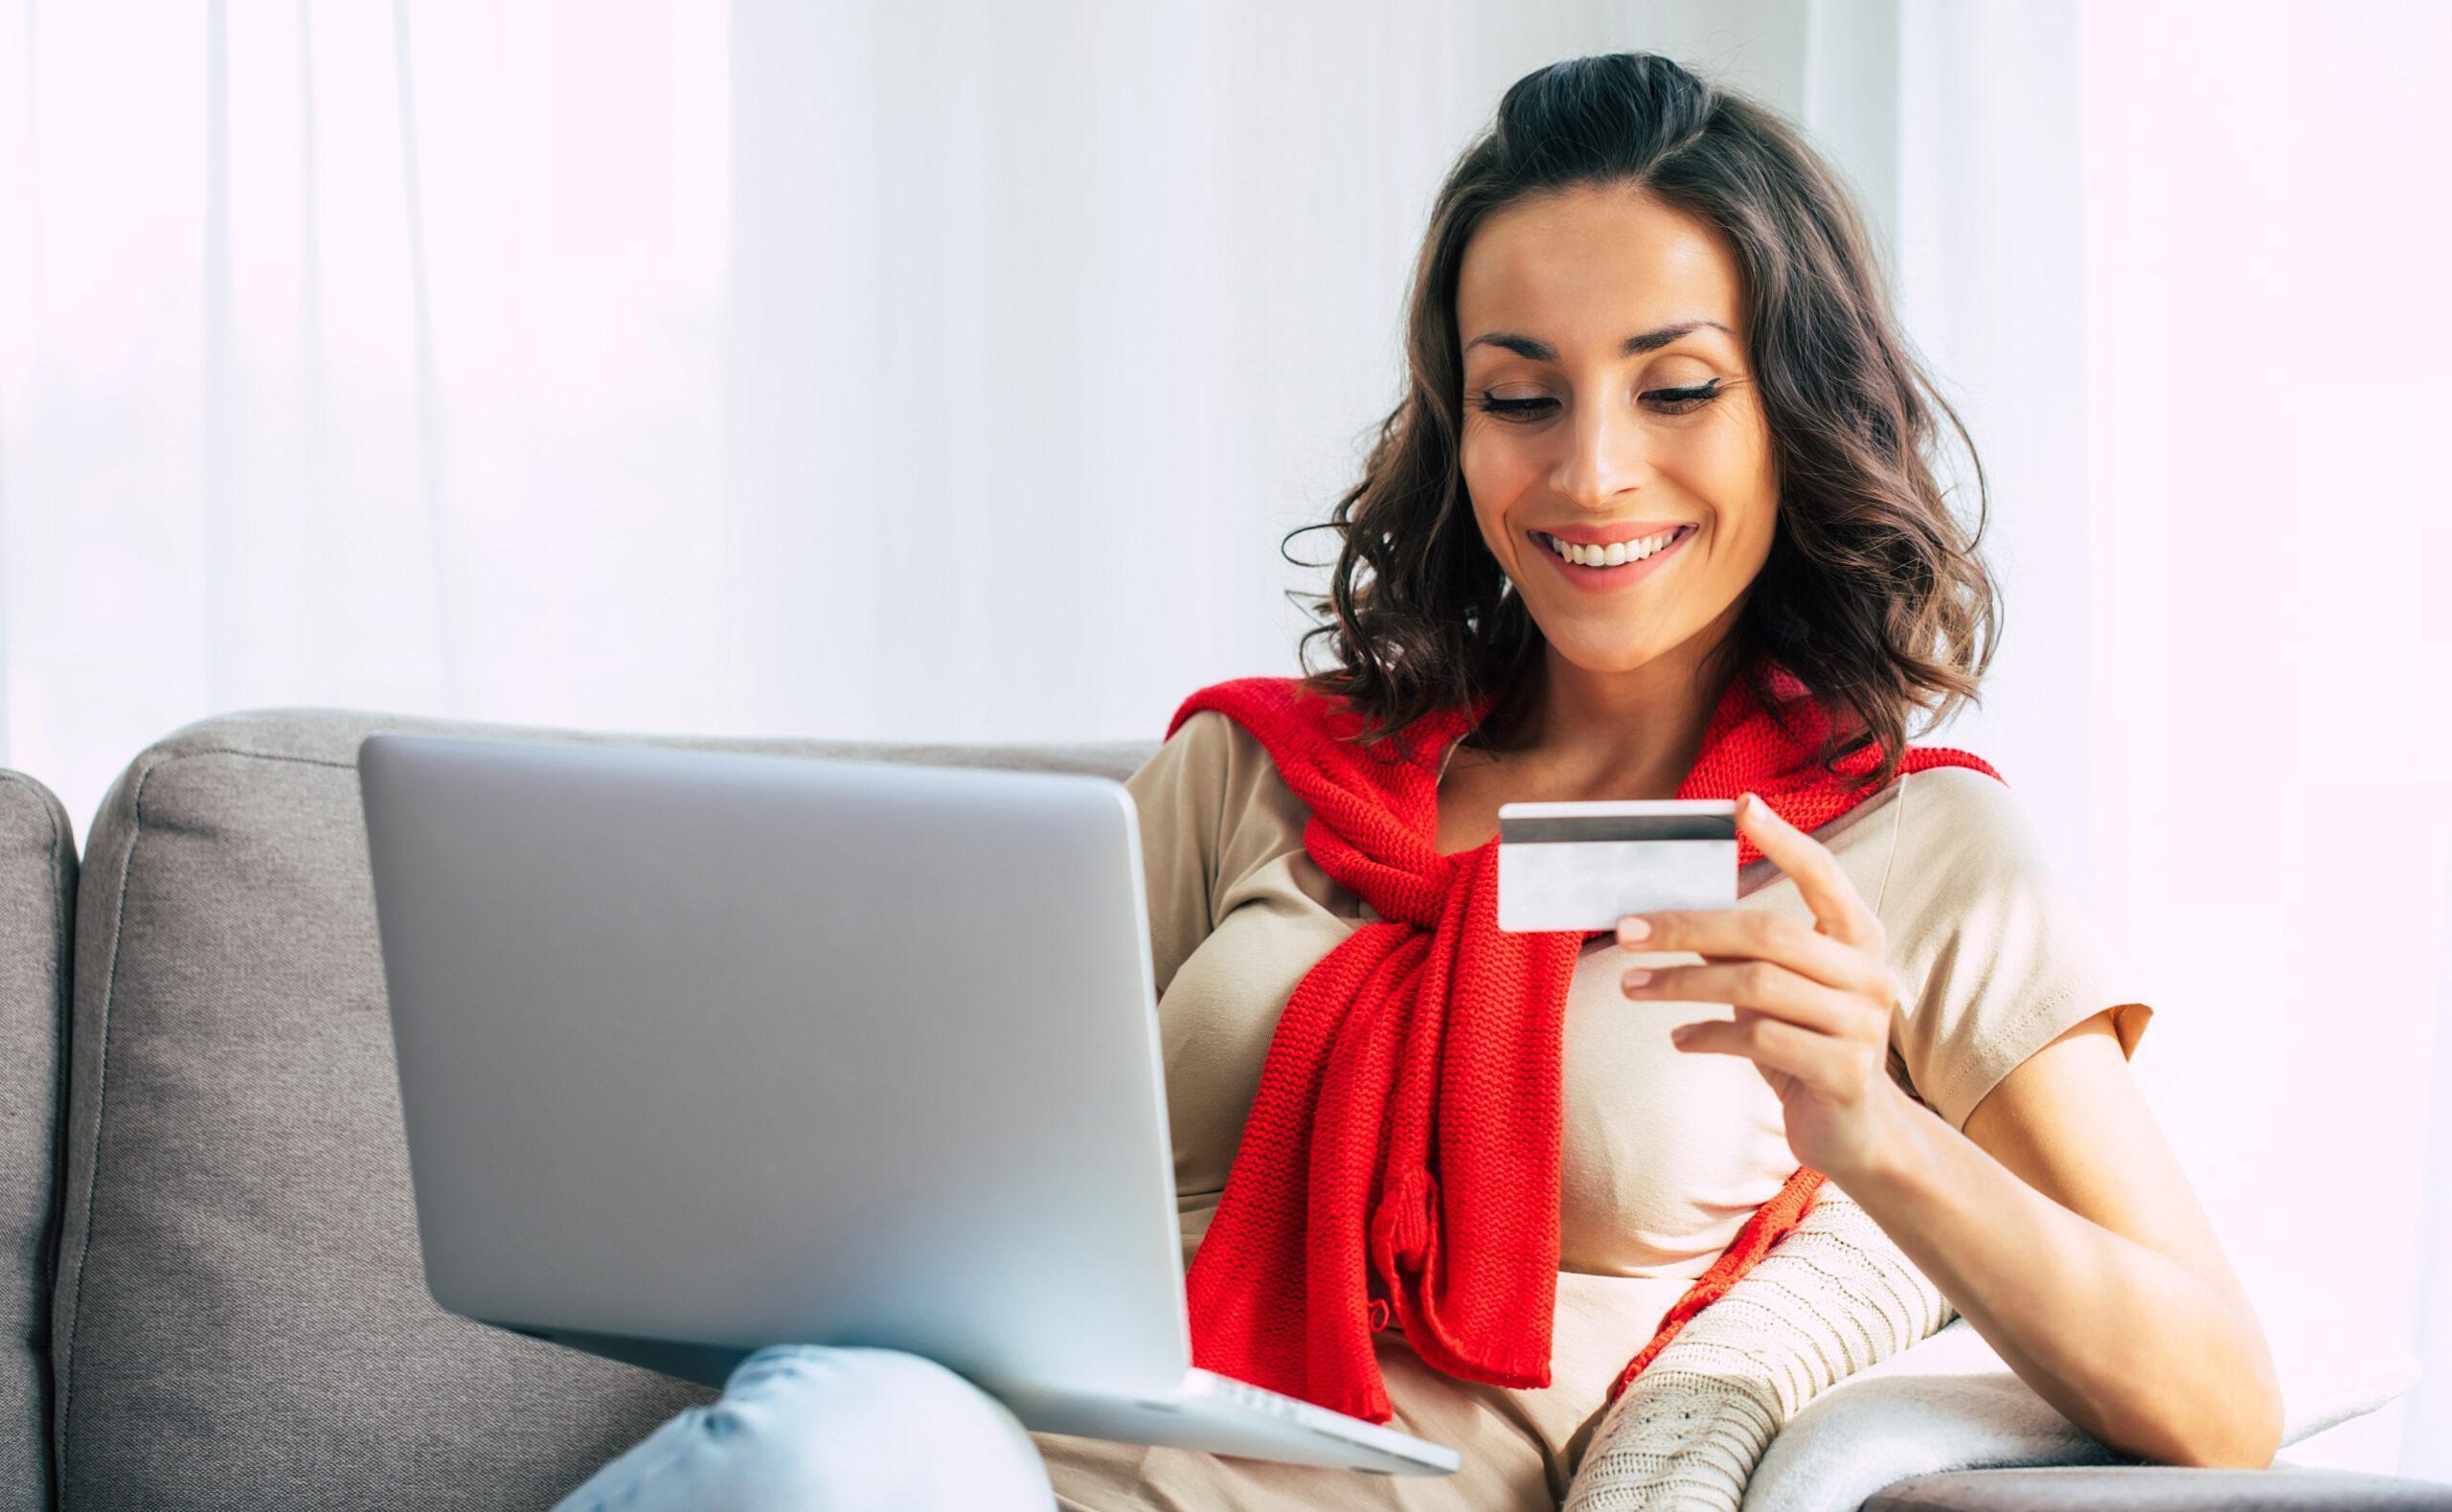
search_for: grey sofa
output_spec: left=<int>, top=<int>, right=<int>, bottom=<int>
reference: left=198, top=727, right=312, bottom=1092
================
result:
left=2, top=708, right=2446, bottom=1511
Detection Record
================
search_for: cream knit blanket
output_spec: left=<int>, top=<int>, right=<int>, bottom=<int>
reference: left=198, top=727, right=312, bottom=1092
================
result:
left=1561, top=1185, right=2421, bottom=1512
left=1563, top=1183, right=1954, bottom=1512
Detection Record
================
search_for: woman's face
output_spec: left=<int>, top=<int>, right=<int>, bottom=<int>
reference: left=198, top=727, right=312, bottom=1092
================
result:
left=1454, top=183, right=1778, bottom=685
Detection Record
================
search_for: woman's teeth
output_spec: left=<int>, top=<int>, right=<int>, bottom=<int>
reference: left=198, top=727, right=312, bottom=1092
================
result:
left=1538, top=527, right=1686, bottom=567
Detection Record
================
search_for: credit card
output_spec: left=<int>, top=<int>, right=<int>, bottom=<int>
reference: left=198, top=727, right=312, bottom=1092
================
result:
left=1494, top=799, right=1737, bottom=933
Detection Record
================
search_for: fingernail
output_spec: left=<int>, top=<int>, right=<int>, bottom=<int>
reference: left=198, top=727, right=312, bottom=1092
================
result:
left=1623, top=969, right=1653, bottom=989
left=1619, top=915, right=1652, bottom=942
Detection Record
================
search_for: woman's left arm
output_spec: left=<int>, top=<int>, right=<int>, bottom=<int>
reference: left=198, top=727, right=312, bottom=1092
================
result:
left=1845, top=1008, right=2284, bottom=1468
left=1618, top=792, right=2283, bottom=1470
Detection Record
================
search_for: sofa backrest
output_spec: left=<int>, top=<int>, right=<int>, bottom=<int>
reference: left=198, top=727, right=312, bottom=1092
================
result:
left=0, top=771, right=73, bottom=1512
left=48, top=709, right=1155, bottom=1511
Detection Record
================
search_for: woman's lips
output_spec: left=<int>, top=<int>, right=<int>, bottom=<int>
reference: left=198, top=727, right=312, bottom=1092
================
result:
left=1530, top=524, right=1696, bottom=592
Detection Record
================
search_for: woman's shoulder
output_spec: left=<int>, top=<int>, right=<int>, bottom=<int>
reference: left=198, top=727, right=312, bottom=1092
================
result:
left=1879, top=760, right=2154, bottom=1126
left=1899, top=759, right=2016, bottom=801
left=1129, top=707, right=1307, bottom=865
left=1893, top=762, right=2041, bottom=863
left=1882, top=760, right=2083, bottom=939
left=1138, top=705, right=1273, bottom=801
left=1164, top=703, right=1250, bottom=756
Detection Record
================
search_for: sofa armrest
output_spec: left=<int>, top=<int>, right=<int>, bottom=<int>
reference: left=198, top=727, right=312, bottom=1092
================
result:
left=1863, top=1464, right=2452, bottom=1510
left=0, top=768, right=74, bottom=1512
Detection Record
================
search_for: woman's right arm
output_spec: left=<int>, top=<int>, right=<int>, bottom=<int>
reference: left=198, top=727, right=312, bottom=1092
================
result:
left=1122, top=708, right=1232, bottom=1002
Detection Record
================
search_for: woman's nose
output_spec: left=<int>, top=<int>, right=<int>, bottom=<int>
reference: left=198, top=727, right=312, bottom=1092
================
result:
left=1549, top=395, right=1654, bottom=508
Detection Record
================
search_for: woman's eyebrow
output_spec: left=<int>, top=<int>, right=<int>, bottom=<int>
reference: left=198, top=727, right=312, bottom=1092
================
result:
left=1463, top=320, right=1734, bottom=362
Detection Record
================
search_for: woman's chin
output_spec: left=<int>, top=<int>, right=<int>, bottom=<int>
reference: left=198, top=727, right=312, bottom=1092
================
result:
left=1532, top=624, right=1683, bottom=676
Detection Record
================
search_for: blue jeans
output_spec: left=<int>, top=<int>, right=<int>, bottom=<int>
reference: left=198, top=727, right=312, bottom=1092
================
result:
left=549, top=1344, right=1056, bottom=1510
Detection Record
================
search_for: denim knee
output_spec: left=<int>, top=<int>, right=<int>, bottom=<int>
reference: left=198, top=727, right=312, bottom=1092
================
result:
left=554, top=1343, right=1055, bottom=1511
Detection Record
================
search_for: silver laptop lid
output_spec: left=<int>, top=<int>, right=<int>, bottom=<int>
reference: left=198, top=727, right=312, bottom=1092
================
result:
left=357, top=732, right=1189, bottom=1399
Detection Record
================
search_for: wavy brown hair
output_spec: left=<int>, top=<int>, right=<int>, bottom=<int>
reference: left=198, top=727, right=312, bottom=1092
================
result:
left=1284, top=52, right=2001, bottom=794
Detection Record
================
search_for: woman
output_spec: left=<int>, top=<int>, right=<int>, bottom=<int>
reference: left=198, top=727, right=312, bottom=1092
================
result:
left=555, top=51, right=2282, bottom=1512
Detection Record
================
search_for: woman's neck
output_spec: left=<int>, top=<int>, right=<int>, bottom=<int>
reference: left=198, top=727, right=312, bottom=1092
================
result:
left=1463, top=637, right=1742, bottom=802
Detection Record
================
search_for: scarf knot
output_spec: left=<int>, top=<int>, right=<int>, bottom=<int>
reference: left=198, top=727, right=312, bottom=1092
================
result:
left=1369, top=1166, right=1438, bottom=1285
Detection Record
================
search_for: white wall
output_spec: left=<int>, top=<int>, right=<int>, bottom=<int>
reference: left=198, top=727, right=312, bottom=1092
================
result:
left=0, top=0, right=1823, bottom=840
left=2074, top=2, right=2452, bottom=1472
left=1848, top=2, right=2452, bottom=1471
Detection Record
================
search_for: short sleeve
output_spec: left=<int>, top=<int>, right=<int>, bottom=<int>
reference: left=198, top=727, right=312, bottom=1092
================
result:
left=1878, top=766, right=2155, bottom=1133
left=1122, top=708, right=1235, bottom=1000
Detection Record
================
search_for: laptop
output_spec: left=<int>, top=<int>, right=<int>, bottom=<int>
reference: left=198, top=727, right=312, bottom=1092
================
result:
left=355, top=731, right=1459, bottom=1477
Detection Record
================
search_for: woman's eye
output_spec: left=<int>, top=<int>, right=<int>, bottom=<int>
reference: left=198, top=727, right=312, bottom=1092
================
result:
left=1646, top=379, right=1723, bottom=413
left=1474, top=395, right=1556, bottom=421
left=1471, top=379, right=1723, bottom=424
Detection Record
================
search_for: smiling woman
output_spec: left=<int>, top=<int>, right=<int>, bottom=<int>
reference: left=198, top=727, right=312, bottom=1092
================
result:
left=554, top=49, right=2277, bottom=1512
left=1033, top=48, right=2268, bottom=1507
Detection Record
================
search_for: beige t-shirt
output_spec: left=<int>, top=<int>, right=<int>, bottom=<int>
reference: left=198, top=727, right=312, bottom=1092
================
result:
left=1036, top=707, right=2153, bottom=1512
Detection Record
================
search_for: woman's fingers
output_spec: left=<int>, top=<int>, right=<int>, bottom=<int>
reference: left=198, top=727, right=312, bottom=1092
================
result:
left=1670, top=1007, right=1880, bottom=1101
left=1618, top=904, right=1896, bottom=1003
left=1623, top=956, right=1874, bottom=1037
left=1731, top=791, right=1885, bottom=951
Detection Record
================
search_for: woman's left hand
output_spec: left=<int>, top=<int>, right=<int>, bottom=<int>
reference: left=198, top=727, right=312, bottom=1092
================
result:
left=1617, top=791, right=1916, bottom=1185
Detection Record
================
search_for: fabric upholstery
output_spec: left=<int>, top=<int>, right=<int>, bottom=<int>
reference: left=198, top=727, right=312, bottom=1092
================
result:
left=0, top=770, right=74, bottom=1512
left=1863, top=1466, right=2452, bottom=1511
left=45, top=709, right=1147, bottom=1511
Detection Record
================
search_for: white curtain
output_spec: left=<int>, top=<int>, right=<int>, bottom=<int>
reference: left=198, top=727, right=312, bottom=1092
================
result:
left=3, top=0, right=2446, bottom=1479
left=1869, top=0, right=2452, bottom=1475
left=1885, top=0, right=2452, bottom=1475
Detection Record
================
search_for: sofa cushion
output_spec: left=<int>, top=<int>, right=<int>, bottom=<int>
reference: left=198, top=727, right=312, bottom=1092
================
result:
left=1864, top=1466, right=2452, bottom=1510
left=48, top=710, right=1152, bottom=1511
left=1, top=770, right=73, bottom=1512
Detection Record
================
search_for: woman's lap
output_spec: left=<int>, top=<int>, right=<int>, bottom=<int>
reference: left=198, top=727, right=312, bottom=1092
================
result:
left=549, top=1286, right=1643, bottom=1512
left=549, top=1344, right=1056, bottom=1511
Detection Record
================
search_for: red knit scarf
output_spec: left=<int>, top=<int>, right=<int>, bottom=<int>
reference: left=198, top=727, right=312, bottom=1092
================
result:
left=1170, top=659, right=2003, bottom=1424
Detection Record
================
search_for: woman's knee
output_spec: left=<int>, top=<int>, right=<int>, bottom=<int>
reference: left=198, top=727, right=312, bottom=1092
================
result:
left=710, top=1344, right=1056, bottom=1508
left=555, top=1344, right=1055, bottom=1511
